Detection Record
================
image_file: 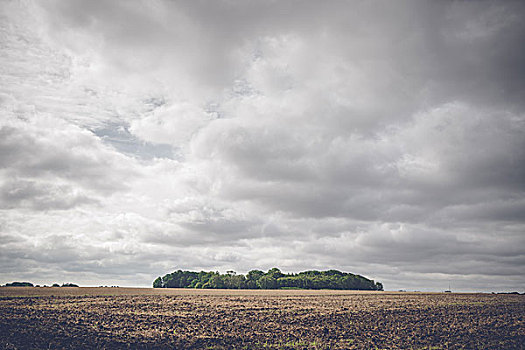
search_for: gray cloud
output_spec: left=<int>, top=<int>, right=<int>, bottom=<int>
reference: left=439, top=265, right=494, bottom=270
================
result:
left=0, top=0, right=523, bottom=291
left=0, top=120, right=138, bottom=196
left=0, top=179, right=96, bottom=210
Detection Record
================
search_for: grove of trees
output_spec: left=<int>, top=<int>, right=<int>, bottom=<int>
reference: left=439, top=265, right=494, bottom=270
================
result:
left=153, top=268, right=383, bottom=291
left=4, top=282, right=34, bottom=287
left=2, top=282, right=79, bottom=287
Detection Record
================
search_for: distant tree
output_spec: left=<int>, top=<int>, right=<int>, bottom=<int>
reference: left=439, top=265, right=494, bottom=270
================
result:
left=207, top=274, right=225, bottom=289
left=326, top=269, right=345, bottom=276
left=245, top=270, right=264, bottom=289
left=266, top=267, right=284, bottom=279
left=153, top=277, right=163, bottom=288
left=257, top=275, right=278, bottom=289
left=61, top=283, right=79, bottom=287
left=247, top=270, right=264, bottom=281
left=5, top=282, right=33, bottom=287
left=277, top=277, right=302, bottom=289
left=52, top=283, right=60, bottom=287
left=152, top=268, right=382, bottom=291
left=230, top=274, right=246, bottom=289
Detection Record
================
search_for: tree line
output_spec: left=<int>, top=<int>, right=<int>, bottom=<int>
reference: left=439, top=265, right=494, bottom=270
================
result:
left=3, top=282, right=79, bottom=287
left=153, top=268, right=383, bottom=290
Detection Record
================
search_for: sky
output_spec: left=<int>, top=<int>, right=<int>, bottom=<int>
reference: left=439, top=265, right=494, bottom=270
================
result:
left=1, top=0, right=524, bottom=292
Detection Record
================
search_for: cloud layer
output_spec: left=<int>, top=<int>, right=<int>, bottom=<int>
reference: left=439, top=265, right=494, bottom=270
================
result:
left=1, top=0, right=524, bottom=291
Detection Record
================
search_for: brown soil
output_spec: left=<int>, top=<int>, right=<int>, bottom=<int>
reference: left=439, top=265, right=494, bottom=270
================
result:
left=0, top=287, right=523, bottom=349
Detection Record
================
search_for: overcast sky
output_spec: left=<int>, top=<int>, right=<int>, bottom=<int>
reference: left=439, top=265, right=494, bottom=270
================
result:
left=1, top=0, right=524, bottom=291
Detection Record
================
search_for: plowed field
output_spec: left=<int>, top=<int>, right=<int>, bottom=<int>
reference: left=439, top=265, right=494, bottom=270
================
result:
left=0, top=287, right=523, bottom=349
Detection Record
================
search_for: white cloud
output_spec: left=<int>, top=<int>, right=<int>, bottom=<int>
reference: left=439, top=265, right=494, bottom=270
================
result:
left=129, top=102, right=214, bottom=146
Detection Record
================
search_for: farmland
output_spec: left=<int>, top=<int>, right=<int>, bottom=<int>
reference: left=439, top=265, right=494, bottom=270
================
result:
left=0, top=288, right=523, bottom=349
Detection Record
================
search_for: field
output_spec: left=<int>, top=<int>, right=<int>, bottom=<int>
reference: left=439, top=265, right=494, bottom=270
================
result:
left=0, top=288, right=523, bottom=349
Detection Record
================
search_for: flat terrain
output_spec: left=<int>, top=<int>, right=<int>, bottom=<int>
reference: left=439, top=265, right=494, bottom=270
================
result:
left=0, top=287, right=523, bottom=349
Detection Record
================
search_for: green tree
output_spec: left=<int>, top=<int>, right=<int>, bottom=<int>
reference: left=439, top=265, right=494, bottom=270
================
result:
left=152, top=268, right=382, bottom=291
left=246, top=270, right=264, bottom=289
left=5, top=282, right=33, bottom=287
left=153, top=277, right=163, bottom=288
left=208, top=274, right=225, bottom=289
left=257, top=275, right=278, bottom=289
left=230, top=274, right=247, bottom=289
left=247, top=270, right=264, bottom=281
left=61, top=283, right=79, bottom=287
left=267, top=267, right=284, bottom=279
